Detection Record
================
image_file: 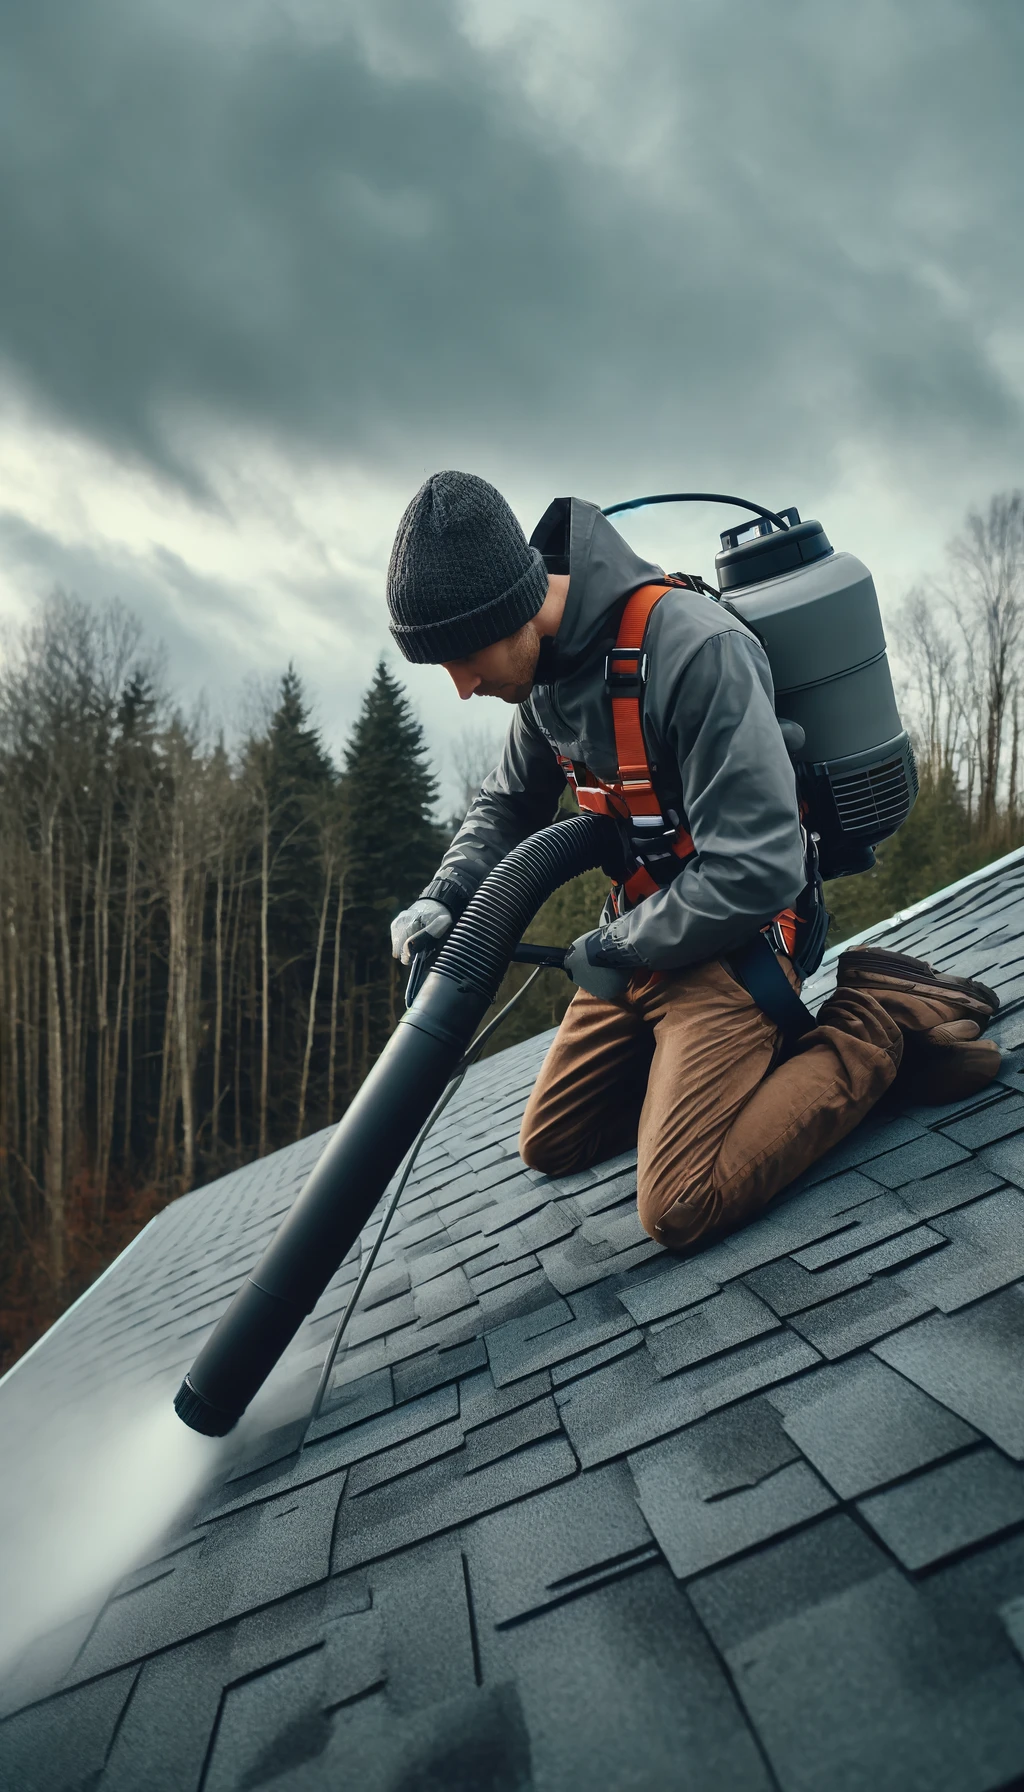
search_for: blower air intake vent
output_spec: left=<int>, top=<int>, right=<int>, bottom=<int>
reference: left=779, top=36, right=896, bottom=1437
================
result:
left=830, top=753, right=918, bottom=838
left=800, top=733, right=918, bottom=879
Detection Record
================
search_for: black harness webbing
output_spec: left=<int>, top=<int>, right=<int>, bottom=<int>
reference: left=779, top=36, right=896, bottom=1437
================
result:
left=726, top=933, right=818, bottom=1046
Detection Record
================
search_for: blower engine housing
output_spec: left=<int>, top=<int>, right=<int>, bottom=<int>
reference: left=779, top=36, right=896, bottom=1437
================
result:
left=716, top=509, right=918, bottom=878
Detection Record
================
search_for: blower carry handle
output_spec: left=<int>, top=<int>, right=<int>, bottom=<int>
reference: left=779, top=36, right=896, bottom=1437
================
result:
left=602, top=491, right=793, bottom=531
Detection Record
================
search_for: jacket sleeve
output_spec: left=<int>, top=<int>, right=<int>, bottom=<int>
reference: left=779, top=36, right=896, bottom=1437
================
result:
left=597, top=630, right=807, bottom=971
left=421, top=703, right=567, bottom=916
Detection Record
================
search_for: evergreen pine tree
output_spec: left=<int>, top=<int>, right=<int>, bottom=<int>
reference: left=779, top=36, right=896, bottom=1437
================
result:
left=264, top=665, right=336, bottom=942
left=239, top=668, right=338, bottom=1139
left=341, top=661, right=443, bottom=1077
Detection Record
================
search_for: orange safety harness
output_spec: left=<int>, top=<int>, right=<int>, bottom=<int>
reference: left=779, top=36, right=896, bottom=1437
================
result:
left=556, top=580, right=800, bottom=956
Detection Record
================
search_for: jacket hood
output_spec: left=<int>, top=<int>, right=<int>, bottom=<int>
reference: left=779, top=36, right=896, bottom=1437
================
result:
left=529, top=497, right=664, bottom=683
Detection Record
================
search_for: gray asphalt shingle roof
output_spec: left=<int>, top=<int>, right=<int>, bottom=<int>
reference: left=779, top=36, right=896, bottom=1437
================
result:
left=6, top=848, right=1024, bottom=1790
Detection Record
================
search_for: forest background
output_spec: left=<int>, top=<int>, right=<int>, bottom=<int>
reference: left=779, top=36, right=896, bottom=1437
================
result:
left=1, top=490, right=1021, bottom=1371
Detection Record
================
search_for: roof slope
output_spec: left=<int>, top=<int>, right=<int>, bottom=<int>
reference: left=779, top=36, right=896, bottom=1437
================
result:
left=6, top=851, right=1024, bottom=1789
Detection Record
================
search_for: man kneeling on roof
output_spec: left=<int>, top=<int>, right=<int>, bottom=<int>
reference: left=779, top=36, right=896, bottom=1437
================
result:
left=387, top=473, right=1001, bottom=1252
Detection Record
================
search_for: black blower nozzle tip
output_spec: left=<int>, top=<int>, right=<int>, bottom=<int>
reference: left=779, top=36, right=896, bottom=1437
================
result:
left=174, top=1374, right=238, bottom=1437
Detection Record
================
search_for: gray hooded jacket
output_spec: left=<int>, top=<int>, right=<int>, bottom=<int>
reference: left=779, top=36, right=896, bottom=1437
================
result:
left=422, top=498, right=807, bottom=972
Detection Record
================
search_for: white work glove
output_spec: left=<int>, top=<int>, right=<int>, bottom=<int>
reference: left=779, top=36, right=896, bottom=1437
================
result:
left=564, top=930, right=631, bottom=1001
left=390, top=898, right=453, bottom=965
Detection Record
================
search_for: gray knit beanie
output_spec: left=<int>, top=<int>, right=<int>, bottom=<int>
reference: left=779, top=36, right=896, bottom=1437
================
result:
left=387, top=471, right=549, bottom=664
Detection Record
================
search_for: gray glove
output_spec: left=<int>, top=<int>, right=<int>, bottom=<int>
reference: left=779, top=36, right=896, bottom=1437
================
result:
left=564, top=930, right=631, bottom=1001
left=390, top=898, right=453, bottom=965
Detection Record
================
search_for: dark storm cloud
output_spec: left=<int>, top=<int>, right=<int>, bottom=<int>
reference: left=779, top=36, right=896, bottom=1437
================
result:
left=0, top=506, right=380, bottom=746
left=0, top=0, right=1021, bottom=498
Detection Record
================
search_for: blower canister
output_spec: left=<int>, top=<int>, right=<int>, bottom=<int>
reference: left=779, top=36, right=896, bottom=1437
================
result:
left=715, top=508, right=917, bottom=878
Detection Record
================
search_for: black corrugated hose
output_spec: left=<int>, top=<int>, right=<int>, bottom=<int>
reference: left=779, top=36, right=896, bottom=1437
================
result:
left=174, top=812, right=622, bottom=1437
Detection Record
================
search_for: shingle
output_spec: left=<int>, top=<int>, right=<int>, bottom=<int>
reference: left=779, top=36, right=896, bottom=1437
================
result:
left=873, top=1290, right=1024, bottom=1458
left=383, top=1311, right=482, bottom=1369
left=484, top=1293, right=633, bottom=1387
left=487, top=1566, right=774, bottom=1792
left=517, top=1203, right=577, bottom=1251
left=903, top=1083, right=1013, bottom=1130
left=862, top=1132, right=971, bottom=1188
left=550, top=1330, right=643, bottom=1388
left=73, top=1474, right=343, bottom=1680
left=470, top=1253, right=540, bottom=1294
left=463, top=1462, right=655, bottom=1629
left=689, top=1516, right=1024, bottom=1792
left=940, top=1092, right=1024, bottom=1149
left=686, top=1515, right=886, bottom=1655
left=405, top=1236, right=496, bottom=1285
left=744, top=1224, right=945, bottom=1316
left=459, top=1365, right=552, bottom=1430
left=538, top=1231, right=662, bottom=1294
left=411, top=1265, right=477, bottom=1325
left=331, top=1433, right=577, bottom=1572
left=476, top=1267, right=557, bottom=1326
left=629, top=1398, right=834, bottom=1577
left=313, top=1365, right=393, bottom=1435
left=463, top=1395, right=562, bottom=1473
left=391, top=1336, right=488, bottom=1403
left=345, top=1418, right=465, bottom=1497
left=340, top=1289, right=417, bottom=1348
left=101, top=1628, right=236, bottom=1792
left=895, top=1159, right=1004, bottom=1220
left=580, top=1206, right=649, bottom=1253
left=858, top=1448, right=1024, bottom=1569
left=483, top=1297, right=572, bottom=1377
left=0, top=1666, right=139, bottom=1792
left=366, top=1544, right=478, bottom=1712
left=359, top=1262, right=412, bottom=1309
left=979, top=1132, right=1024, bottom=1188
left=787, top=1276, right=934, bottom=1358
left=617, top=1259, right=721, bottom=1325
left=571, top=1168, right=639, bottom=1215
left=689, top=1171, right=901, bottom=1283
left=892, top=1186, right=1024, bottom=1312
left=556, top=1328, right=819, bottom=1468
left=299, top=1381, right=458, bottom=1462
left=201, top=1610, right=387, bottom=1792
left=770, top=1354, right=976, bottom=1498
left=480, top=1184, right=569, bottom=1234
left=645, top=1282, right=779, bottom=1376
left=788, top=1191, right=921, bottom=1268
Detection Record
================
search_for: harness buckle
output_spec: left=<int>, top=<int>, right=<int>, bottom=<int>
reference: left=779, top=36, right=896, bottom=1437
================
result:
left=604, top=647, right=648, bottom=696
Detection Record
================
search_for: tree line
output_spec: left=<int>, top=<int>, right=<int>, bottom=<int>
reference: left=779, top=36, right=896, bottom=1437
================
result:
left=1, top=489, right=1021, bottom=1369
left=0, top=600, right=441, bottom=1365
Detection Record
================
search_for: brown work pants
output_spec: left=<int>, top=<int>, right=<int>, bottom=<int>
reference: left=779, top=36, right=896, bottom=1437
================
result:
left=519, top=958, right=902, bottom=1251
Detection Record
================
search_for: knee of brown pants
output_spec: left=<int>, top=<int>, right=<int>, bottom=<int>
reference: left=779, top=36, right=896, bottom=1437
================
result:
left=638, top=1178, right=724, bottom=1252
left=518, top=1115, right=571, bottom=1176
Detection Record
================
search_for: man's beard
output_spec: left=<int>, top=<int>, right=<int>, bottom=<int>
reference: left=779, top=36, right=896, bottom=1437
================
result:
left=478, top=621, right=541, bottom=703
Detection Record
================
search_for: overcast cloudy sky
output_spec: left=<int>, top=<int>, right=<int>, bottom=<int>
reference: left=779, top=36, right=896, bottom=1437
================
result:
left=0, top=0, right=1021, bottom=796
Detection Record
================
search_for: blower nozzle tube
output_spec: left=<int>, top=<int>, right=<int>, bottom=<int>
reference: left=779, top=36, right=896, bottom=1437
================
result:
left=174, top=812, right=620, bottom=1436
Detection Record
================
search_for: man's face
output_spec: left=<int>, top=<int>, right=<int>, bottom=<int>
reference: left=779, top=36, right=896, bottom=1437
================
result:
left=442, top=620, right=541, bottom=704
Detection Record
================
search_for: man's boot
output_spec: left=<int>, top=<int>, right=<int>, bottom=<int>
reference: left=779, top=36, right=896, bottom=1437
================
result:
left=836, top=947, right=1001, bottom=1106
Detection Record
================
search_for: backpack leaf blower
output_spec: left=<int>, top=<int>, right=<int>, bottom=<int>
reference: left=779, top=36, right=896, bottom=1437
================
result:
left=603, top=493, right=918, bottom=878
left=174, top=812, right=622, bottom=1436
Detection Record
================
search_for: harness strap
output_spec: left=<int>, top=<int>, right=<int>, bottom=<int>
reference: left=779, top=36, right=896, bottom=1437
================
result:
left=725, top=933, right=817, bottom=1044
left=608, top=584, right=672, bottom=814
left=559, top=578, right=823, bottom=985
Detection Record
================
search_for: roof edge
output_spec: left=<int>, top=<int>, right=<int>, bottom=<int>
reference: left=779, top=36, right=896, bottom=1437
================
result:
left=0, top=1218, right=157, bottom=1396
left=819, top=841, right=1024, bottom=964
